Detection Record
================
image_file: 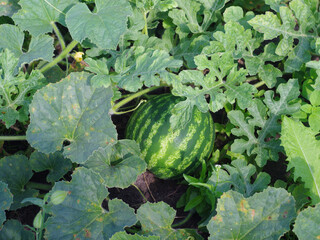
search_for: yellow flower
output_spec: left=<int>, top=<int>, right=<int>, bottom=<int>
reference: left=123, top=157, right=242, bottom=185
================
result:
left=74, top=52, right=84, bottom=62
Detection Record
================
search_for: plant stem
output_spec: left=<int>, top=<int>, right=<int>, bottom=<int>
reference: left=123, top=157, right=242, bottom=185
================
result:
left=26, top=182, right=53, bottom=191
left=0, top=135, right=27, bottom=141
left=142, top=11, right=148, bottom=36
left=254, top=81, right=266, bottom=89
left=132, top=184, right=148, bottom=202
left=51, top=22, right=66, bottom=50
left=246, top=75, right=258, bottom=82
left=110, top=86, right=161, bottom=114
left=40, top=39, right=78, bottom=73
left=172, top=210, right=195, bottom=228
left=112, top=99, right=147, bottom=115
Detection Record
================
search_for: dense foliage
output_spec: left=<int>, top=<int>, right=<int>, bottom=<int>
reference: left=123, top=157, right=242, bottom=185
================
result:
left=0, top=0, right=320, bottom=239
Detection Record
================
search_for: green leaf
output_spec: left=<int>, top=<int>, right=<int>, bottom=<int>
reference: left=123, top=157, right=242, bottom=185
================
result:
left=0, top=182, right=13, bottom=227
left=0, top=0, right=20, bottom=17
left=84, top=140, right=147, bottom=188
left=223, top=6, right=244, bottom=22
left=171, top=35, right=211, bottom=68
left=45, top=168, right=137, bottom=240
left=114, top=47, right=182, bottom=92
left=281, top=116, right=320, bottom=204
left=169, top=0, right=229, bottom=35
left=13, top=0, right=78, bottom=36
left=204, top=20, right=283, bottom=88
left=265, top=0, right=285, bottom=12
left=85, top=58, right=111, bottom=88
left=293, top=203, right=320, bottom=240
left=248, top=1, right=317, bottom=72
left=110, top=232, right=160, bottom=240
left=0, top=49, right=45, bottom=128
left=213, top=159, right=271, bottom=197
left=29, top=151, right=72, bottom=183
left=207, top=187, right=296, bottom=240
left=0, top=155, right=38, bottom=210
left=0, top=220, right=34, bottom=240
left=137, top=202, right=203, bottom=239
left=26, top=72, right=117, bottom=164
left=66, top=0, right=132, bottom=50
left=0, top=24, right=54, bottom=70
left=229, top=79, right=300, bottom=167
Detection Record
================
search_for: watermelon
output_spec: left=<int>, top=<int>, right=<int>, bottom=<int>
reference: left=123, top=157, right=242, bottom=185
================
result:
left=125, top=94, right=215, bottom=179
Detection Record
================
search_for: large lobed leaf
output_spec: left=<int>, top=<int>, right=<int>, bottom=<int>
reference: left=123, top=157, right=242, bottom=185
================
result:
left=0, top=24, right=54, bottom=71
left=293, top=203, right=320, bottom=240
left=281, top=116, right=320, bottom=204
left=0, top=49, right=45, bottom=128
left=45, top=168, right=137, bottom=240
left=0, top=182, right=13, bottom=227
left=207, top=187, right=296, bottom=240
left=248, top=0, right=318, bottom=72
left=170, top=52, right=256, bottom=130
left=207, top=159, right=271, bottom=198
left=26, top=72, right=117, bottom=164
left=66, top=0, right=132, bottom=50
left=112, top=47, right=182, bottom=92
left=0, top=155, right=37, bottom=210
left=0, top=220, right=34, bottom=240
left=13, top=0, right=78, bottom=36
left=137, top=202, right=203, bottom=239
left=29, top=150, right=72, bottom=184
left=228, top=79, right=300, bottom=167
left=0, top=0, right=20, bottom=17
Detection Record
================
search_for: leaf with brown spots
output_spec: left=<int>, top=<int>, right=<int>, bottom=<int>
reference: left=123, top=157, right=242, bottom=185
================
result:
left=207, top=187, right=296, bottom=240
left=26, top=72, right=117, bottom=164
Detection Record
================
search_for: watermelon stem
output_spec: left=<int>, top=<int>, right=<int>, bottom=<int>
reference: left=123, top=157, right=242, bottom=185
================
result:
left=110, top=86, right=161, bottom=115
left=132, top=184, right=148, bottom=202
left=112, top=99, right=147, bottom=115
left=172, top=209, right=195, bottom=228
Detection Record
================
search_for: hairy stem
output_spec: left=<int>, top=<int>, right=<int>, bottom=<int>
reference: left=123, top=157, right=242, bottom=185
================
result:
left=51, top=22, right=66, bottom=50
left=40, top=40, right=78, bottom=73
left=142, top=11, right=148, bottom=36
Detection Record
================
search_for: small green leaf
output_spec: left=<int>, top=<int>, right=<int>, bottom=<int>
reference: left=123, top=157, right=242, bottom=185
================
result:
left=0, top=220, right=34, bottom=240
left=50, top=190, right=68, bottom=205
left=293, top=203, right=320, bottom=240
left=0, top=155, right=38, bottom=210
left=84, top=140, right=147, bottom=188
left=26, top=72, right=117, bottom=164
left=45, top=168, right=137, bottom=240
left=207, top=187, right=296, bottom=240
left=33, top=210, right=43, bottom=229
left=66, top=0, right=132, bottom=49
left=29, top=151, right=72, bottom=183
left=0, top=182, right=13, bottom=226
left=223, top=6, right=244, bottom=22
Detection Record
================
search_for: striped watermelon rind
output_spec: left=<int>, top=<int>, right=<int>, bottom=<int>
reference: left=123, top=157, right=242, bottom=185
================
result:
left=125, top=94, right=215, bottom=179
